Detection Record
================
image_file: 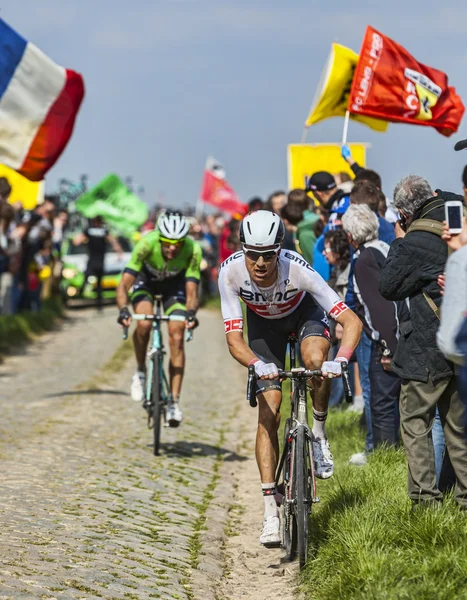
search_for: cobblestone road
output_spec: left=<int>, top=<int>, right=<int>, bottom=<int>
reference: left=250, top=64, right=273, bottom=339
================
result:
left=0, top=306, right=247, bottom=600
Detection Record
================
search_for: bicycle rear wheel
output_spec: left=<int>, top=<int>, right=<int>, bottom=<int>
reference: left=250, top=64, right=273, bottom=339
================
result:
left=295, top=425, right=311, bottom=569
left=150, top=352, right=163, bottom=456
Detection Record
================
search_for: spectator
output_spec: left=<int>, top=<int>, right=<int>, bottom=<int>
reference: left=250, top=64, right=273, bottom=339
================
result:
left=437, top=218, right=467, bottom=435
left=307, top=171, right=349, bottom=217
left=280, top=201, right=304, bottom=252
left=219, top=217, right=241, bottom=264
left=323, top=230, right=350, bottom=300
left=343, top=204, right=405, bottom=453
left=265, top=191, right=287, bottom=213
left=0, top=202, right=15, bottom=314
left=323, top=229, right=352, bottom=409
left=437, top=218, right=467, bottom=366
left=341, top=144, right=398, bottom=223
left=0, top=177, right=12, bottom=205
left=350, top=180, right=395, bottom=245
left=74, top=216, right=123, bottom=311
left=248, top=197, right=263, bottom=212
left=283, top=189, right=319, bottom=266
left=379, top=175, right=467, bottom=509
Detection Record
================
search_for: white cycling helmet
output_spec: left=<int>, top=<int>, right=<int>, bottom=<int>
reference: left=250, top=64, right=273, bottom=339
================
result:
left=157, top=210, right=190, bottom=240
left=239, top=210, right=285, bottom=247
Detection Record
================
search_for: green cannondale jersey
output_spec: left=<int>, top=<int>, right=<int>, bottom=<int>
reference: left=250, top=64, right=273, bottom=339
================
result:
left=124, top=230, right=202, bottom=283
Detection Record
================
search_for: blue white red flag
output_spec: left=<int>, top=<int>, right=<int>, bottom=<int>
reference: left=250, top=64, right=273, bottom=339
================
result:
left=0, top=18, right=85, bottom=181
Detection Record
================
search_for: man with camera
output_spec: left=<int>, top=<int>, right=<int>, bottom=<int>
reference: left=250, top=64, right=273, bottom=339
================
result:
left=379, top=175, right=467, bottom=509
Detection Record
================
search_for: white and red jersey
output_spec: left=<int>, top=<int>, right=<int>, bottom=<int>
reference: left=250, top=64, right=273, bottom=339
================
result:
left=218, top=249, right=349, bottom=333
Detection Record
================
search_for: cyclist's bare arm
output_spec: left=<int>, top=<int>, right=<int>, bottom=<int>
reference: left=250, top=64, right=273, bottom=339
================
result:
left=225, top=330, right=259, bottom=367
left=334, top=308, right=362, bottom=357
left=116, top=272, right=136, bottom=326
left=185, top=280, right=199, bottom=313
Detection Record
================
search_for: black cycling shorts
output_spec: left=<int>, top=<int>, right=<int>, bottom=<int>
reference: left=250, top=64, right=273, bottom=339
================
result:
left=131, top=272, right=187, bottom=317
left=247, top=293, right=331, bottom=395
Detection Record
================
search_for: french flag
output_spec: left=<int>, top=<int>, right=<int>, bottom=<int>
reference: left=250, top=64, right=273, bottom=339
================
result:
left=0, top=18, right=85, bottom=181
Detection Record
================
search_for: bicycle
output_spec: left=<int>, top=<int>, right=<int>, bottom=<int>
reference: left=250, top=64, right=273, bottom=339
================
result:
left=247, top=333, right=352, bottom=569
left=123, top=294, right=193, bottom=456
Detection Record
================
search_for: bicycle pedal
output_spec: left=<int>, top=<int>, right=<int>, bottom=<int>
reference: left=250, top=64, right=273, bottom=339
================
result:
left=313, top=497, right=320, bottom=503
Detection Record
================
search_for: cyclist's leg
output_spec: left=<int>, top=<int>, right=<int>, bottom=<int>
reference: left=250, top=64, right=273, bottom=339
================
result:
left=163, top=277, right=188, bottom=400
left=247, top=308, right=289, bottom=478
left=131, top=278, right=155, bottom=371
left=298, top=297, right=334, bottom=478
left=128, top=287, right=154, bottom=402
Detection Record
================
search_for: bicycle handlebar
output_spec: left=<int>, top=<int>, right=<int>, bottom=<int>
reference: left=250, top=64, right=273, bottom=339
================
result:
left=246, top=362, right=353, bottom=408
left=122, top=313, right=193, bottom=342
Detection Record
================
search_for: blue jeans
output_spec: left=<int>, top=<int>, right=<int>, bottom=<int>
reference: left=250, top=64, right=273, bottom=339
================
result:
left=356, top=332, right=373, bottom=451
left=432, top=408, right=445, bottom=485
left=432, top=406, right=456, bottom=491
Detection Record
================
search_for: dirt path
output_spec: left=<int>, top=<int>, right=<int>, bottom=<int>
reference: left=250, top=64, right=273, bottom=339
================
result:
left=0, top=305, right=301, bottom=599
left=217, top=391, right=299, bottom=600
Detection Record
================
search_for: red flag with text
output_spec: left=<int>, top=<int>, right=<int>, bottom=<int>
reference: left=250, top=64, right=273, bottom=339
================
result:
left=348, top=26, right=464, bottom=136
left=199, top=157, right=248, bottom=216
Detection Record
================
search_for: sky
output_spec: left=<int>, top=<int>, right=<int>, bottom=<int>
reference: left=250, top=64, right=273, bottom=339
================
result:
left=3, top=0, right=467, bottom=208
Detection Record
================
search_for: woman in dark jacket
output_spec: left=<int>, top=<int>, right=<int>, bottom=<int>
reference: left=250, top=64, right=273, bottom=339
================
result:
left=343, top=204, right=406, bottom=448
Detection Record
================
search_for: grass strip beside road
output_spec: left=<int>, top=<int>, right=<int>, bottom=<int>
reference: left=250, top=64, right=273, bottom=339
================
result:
left=0, top=297, right=64, bottom=356
left=299, top=409, right=467, bottom=600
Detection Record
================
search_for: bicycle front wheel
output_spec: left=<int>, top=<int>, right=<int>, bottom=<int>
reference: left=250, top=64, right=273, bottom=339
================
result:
left=295, top=425, right=311, bottom=569
left=150, top=352, right=163, bottom=456
left=282, top=418, right=296, bottom=561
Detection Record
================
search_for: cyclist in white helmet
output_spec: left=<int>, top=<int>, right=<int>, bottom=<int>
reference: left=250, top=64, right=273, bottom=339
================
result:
left=218, top=210, right=362, bottom=547
left=117, top=210, right=202, bottom=426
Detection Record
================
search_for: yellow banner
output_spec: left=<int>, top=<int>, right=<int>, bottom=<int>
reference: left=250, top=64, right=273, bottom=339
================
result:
left=305, top=43, right=388, bottom=132
left=287, top=143, right=368, bottom=191
left=0, top=164, right=44, bottom=210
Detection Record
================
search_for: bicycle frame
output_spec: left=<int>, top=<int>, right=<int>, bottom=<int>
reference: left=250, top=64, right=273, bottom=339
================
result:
left=123, top=297, right=193, bottom=420
left=275, top=338, right=319, bottom=506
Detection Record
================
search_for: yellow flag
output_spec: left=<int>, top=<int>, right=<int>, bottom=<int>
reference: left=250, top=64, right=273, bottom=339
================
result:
left=0, top=164, right=44, bottom=210
left=305, top=43, right=388, bottom=132
left=287, top=143, right=368, bottom=191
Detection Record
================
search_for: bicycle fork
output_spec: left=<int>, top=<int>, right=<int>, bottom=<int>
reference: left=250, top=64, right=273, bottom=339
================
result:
left=276, top=423, right=320, bottom=508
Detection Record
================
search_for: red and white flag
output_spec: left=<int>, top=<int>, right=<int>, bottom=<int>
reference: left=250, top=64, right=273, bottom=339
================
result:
left=349, top=26, right=464, bottom=137
left=199, top=157, right=248, bottom=216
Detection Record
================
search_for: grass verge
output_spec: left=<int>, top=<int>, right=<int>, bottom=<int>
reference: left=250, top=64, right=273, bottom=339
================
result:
left=0, top=297, right=64, bottom=355
left=299, top=409, right=467, bottom=600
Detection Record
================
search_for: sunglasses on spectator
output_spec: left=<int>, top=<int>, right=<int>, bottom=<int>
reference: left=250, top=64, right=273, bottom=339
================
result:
left=160, top=237, right=184, bottom=246
left=243, top=245, right=280, bottom=262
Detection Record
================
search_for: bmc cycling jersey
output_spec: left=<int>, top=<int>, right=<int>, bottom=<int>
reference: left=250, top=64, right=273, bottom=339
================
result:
left=218, top=249, right=348, bottom=333
left=124, top=230, right=202, bottom=284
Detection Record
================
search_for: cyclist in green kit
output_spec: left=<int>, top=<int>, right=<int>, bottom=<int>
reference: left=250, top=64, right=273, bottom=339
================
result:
left=116, top=210, right=202, bottom=426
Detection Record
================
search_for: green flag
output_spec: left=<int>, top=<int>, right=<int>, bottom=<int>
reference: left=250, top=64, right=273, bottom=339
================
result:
left=75, top=174, right=148, bottom=235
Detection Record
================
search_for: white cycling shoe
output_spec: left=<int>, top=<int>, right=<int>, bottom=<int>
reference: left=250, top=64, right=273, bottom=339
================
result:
left=313, top=436, right=334, bottom=479
left=131, top=371, right=146, bottom=402
left=260, top=515, right=281, bottom=548
left=166, top=402, right=183, bottom=428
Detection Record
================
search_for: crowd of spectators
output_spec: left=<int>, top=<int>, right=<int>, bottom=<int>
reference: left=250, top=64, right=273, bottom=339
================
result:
left=0, top=179, right=67, bottom=316
left=2, top=148, right=466, bottom=507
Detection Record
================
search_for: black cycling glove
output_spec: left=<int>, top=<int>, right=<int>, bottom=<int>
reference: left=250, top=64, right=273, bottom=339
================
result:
left=186, top=309, right=199, bottom=329
left=117, top=306, right=131, bottom=325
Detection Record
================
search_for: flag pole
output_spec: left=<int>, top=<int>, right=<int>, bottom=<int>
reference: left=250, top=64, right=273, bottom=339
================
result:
left=342, top=110, right=350, bottom=145
left=301, top=125, right=309, bottom=143
left=195, top=196, right=204, bottom=220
